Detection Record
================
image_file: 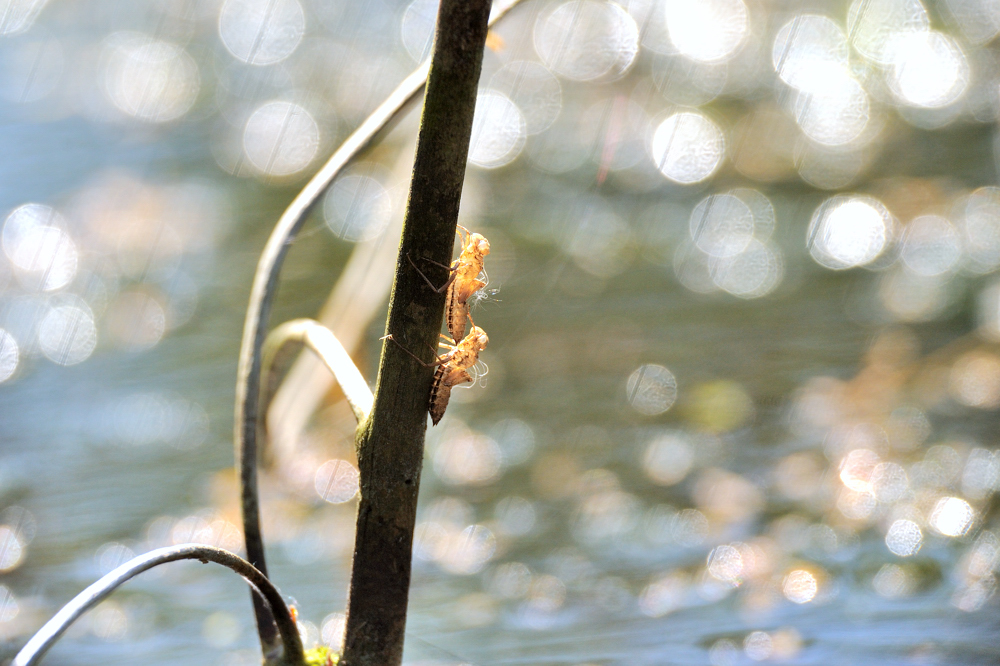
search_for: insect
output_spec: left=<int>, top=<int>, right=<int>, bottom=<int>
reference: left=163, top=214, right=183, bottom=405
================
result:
left=429, top=323, right=489, bottom=425
left=385, top=317, right=489, bottom=425
left=446, top=225, right=491, bottom=343
left=409, top=225, right=491, bottom=343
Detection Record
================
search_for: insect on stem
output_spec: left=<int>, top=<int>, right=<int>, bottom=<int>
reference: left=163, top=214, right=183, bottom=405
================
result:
left=384, top=319, right=488, bottom=426
left=429, top=320, right=489, bottom=425
left=444, top=225, right=491, bottom=343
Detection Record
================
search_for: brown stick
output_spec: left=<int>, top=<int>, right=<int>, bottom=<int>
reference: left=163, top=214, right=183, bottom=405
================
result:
left=339, top=1, right=493, bottom=664
left=233, top=0, right=526, bottom=654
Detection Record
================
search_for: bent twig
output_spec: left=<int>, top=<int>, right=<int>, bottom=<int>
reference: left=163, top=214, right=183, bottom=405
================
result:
left=266, top=142, right=413, bottom=466
left=262, top=319, right=373, bottom=426
left=233, top=0, right=529, bottom=653
left=11, top=544, right=304, bottom=666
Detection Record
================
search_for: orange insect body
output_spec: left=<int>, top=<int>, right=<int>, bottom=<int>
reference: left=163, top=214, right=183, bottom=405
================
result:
left=429, top=325, right=488, bottom=425
left=445, top=225, right=490, bottom=343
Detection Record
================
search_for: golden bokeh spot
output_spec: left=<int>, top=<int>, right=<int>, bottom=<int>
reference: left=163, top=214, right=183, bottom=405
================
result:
left=684, top=380, right=754, bottom=432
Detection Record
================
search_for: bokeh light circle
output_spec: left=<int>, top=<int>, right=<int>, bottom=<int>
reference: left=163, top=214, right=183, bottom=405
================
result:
left=689, top=193, right=754, bottom=258
left=644, top=432, right=694, bottom=485
left=847, top=0, right=930, bottom=65
left=792, top=70, right=870, bottom=146
left=664, top=0, right=748, bottom=63
left=0, top=329, right=18, bottom=383
left=650, top=112, right=724, bottom=184
left=243, top=100, right=320, bottom=176
left=0, top=527, right=24, bottom=572
left=490, top=61, right=563, bottom=135
left=886, top=31, right=969, bottom=109
left=105, top=290, right=167, bottom=352
left=314, top=459, right=360, bottom=504
left=772, top=15, right=849, bottom=93
left=885, top=519, right=922, bottom=556
left=900, top=215, right=961, bottom=277
left=782, top=569, right=818, bottom=603
left=710, top=238, right=784, bottom=299
left=929, top=496, right=974, bottom=537
left=3, top=203, right=78, bottom=292
left=323, top=172, right=393, bottom=242
left=38, top=303, right=97, bottom=366
left=626, top=364, right=678, bottom=415
left=533, top=0, right=639, bottom=82
left=963, top=187, right=1000, bottom=273
left=103, top=32, right=200, bottom=123
left=808, top=196, right=893, bottom=269
left=219, top=0, right=305, bottom=66
left=401, top=0, right=438, bottom=63
left=469, top=91, right=526, bottom=169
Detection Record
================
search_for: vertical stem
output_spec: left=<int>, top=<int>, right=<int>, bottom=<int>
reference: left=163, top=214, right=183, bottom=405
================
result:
left=234, top=1, right=524, bottom=655
left=234, top=51, right=432, bottom=662
left=340, top=1, right=492, bottom=664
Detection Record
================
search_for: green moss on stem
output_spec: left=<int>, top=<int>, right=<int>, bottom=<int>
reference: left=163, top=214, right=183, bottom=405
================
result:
left=304, top=646, right=339, bottom=666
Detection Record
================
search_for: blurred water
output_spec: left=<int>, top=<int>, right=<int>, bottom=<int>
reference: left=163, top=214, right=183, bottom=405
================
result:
left=0, top=0, right=999, bottom=665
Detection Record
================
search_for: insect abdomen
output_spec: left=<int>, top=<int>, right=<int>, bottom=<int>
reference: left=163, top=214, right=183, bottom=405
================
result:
left=445, top=281, right=467, bottom=343
left=429, top=366, right=472, bottom=425
left=429, top=376, right=452, bottom=425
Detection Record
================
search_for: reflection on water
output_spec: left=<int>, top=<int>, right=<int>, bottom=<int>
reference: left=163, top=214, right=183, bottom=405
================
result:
left=0, top=0, right=999, bottom=665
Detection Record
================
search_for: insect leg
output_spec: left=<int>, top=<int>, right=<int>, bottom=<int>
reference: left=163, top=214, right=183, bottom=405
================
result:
left=381, top=334, right=445, bottom=367
left=419, top=256, right=458, bottom=271
left=406, top=253, right=458, bottom=293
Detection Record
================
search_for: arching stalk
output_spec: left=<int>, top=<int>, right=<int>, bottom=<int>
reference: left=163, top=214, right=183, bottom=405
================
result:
left=11, top=544, right=304, bottom=666
left=261, top=319, right=373, bottom=427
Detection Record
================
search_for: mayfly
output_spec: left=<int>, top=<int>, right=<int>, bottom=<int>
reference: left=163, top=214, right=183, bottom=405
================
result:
left=409, top=225, right=491, bottom=343
left=429, top=322, right=489, bottom=425
left=385, top=317, right=489, bottom=425
left=446, top=225, right=490, bottom=343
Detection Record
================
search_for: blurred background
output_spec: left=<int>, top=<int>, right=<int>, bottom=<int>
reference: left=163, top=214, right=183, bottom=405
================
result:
left=0, top=0, right=999, bottom=663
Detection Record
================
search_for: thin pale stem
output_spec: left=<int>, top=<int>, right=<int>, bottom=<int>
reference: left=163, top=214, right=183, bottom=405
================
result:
left=233, top=0, right=528, bottom=652
left=11, top=545, right=304, bottom=666
left=261, top=319, right=373, bottom=425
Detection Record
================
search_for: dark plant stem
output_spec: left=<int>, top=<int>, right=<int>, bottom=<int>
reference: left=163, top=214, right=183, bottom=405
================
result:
left=340, top=1, right=493, bottom=664
left=234, top=55, right=430, bottom=658
left=11, top=544, right=304, bottom=666
left=233, top=0, right=526, bottom=655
